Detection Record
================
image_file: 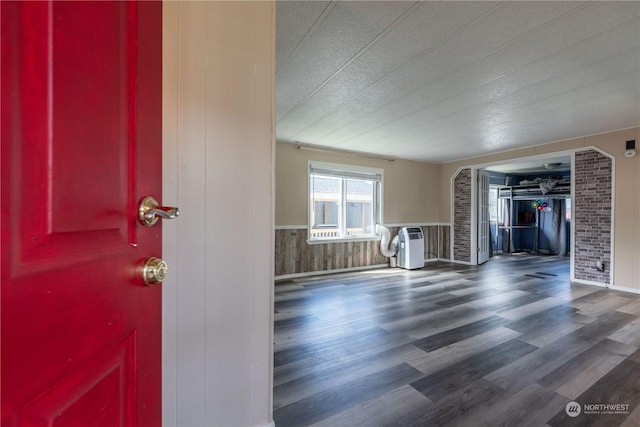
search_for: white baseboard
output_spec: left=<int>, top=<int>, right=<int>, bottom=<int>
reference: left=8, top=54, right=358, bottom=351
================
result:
left=450, top=259, right=474, bottom=265
left=572, top=278, right=640, bottom=295
left=275, top=264, right=389, bottom=281
left=275, top=258, right=457, bottom=281
left=571, top=278, right=608, bottom=288
left=608, top=284, right=640, bottom=295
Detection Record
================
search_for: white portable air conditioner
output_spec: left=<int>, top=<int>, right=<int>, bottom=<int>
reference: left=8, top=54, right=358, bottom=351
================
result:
left=397, top=227, right=425, bottom=270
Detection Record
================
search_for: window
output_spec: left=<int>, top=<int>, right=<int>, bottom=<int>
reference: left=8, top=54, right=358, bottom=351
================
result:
left=309, top=162, right=382, bottom=241
left=489, top=186, right=503, bottom=224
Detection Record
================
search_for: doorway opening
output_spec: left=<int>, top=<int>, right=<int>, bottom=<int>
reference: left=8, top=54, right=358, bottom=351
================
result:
left=479, top=155, right=572, bottom=269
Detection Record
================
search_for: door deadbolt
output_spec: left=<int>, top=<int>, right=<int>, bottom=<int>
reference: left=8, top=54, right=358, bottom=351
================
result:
left=141, top=257, right=168, bottom=286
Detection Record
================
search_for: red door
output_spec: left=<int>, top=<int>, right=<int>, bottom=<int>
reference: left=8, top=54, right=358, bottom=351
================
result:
left=1, top=2, right=164, bottom=426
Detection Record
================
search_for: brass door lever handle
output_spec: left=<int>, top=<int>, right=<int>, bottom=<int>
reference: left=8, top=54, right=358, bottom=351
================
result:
left=138, top=196, right=179, bottom=226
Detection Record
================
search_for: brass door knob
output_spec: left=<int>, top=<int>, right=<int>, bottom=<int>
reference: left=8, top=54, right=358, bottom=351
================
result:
left=141, top=257, right=168, bottom=286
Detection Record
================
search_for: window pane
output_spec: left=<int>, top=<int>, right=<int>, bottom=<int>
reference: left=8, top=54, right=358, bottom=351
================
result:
left=346, top=203, right=361, bottom=229
left=489, top=187, right=498, bottom=221
left=310, top=175, right=341, bottom=238
left=364, top=202, right=372, bottom=233
left=488, top=186, right=505, bottom=224
left=346, top=179, right=374, bottom=236
left=313, top=201, right=338, bottom=227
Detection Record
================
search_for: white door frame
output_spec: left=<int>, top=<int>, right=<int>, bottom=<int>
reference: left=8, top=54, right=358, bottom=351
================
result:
left=477, top=169, right=490, bottom=264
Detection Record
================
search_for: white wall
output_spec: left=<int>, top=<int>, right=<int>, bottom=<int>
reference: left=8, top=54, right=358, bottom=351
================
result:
left=162, top=2, right=275, bottom=426
left=276, top=141, right=442, bottom=226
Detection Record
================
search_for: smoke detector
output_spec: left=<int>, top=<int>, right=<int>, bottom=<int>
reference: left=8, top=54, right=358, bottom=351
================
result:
left=624, top=140, right=636, bottom=158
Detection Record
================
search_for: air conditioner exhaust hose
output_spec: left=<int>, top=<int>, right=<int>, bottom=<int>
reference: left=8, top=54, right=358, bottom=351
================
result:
left=376, top=224, right=398, bottom=258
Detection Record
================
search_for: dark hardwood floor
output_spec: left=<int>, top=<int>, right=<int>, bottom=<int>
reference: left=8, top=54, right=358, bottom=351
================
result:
left=273, top=254, right=640, bottom=427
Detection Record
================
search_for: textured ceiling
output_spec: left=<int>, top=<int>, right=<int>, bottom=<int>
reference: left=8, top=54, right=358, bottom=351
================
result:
left=276, top=1, right=640, bottom=163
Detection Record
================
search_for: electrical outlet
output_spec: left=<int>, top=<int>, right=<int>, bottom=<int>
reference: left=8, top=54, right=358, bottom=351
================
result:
left=596, top=261, right=605, bottom=272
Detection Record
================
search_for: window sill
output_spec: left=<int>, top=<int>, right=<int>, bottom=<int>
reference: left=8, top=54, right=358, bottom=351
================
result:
left=307, top=236, right=380, bottom=245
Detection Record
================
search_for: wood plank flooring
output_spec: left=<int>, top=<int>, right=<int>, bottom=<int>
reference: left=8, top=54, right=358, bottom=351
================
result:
left=273, top=254, right=640, bottom=427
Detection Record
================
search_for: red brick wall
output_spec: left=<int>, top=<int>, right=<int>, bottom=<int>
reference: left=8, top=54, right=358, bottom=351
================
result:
left=453, top=169, right=472, bottom=262
left=574, top=149, right=612, bottom=284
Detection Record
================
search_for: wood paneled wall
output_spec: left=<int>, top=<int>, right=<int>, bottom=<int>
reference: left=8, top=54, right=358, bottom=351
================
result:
left=275, top=225, right=451, bottom=277
left=440, top=225, right=451, bottom=260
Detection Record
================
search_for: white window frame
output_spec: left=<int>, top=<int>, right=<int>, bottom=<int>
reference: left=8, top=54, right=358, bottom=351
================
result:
left=308, top=161, right=383, bottom=243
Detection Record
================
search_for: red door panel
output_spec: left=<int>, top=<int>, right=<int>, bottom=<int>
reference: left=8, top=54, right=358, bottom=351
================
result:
left=2, top=2, right=163, bottom=426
